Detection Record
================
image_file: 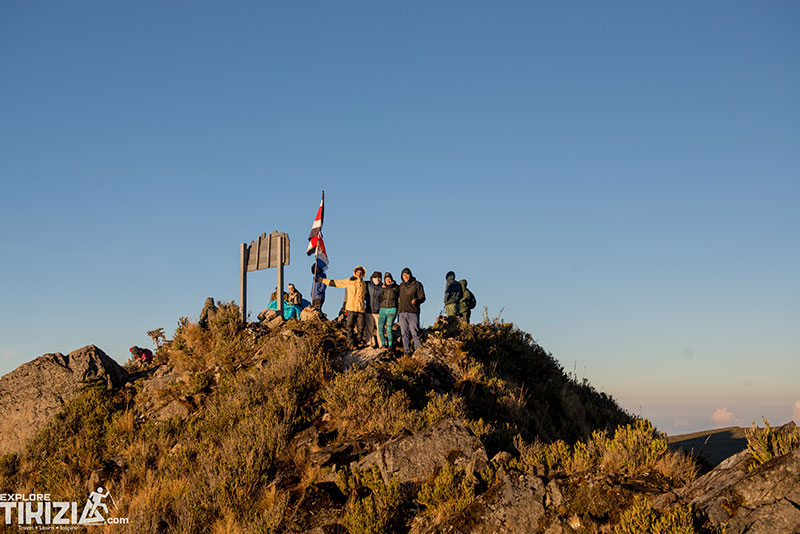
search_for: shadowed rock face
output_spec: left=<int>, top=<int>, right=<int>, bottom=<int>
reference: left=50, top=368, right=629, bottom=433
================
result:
left=0, top=345, right=127, bottom=455
left=654, top=436, right=800, bottom=534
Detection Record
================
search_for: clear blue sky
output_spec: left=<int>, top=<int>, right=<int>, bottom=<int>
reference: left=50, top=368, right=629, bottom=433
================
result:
left=1, top=1, right=797, bottom=435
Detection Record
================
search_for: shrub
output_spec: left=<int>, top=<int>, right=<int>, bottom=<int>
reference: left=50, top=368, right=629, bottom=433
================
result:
left=337, top=466, right=402, bottom=534
left=745, top=418, right=800, bottom=470
left=614, top=495, right=695, bottom=534
left=514, top=420, right=697, bottom=485
left=416, top=462, right=475, bottom=522
left=323, top=367, right=416, bottom=439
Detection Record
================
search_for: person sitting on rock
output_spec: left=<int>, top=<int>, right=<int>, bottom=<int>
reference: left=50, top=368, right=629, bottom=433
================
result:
left=317, top=266, right=368, bottom=348
left=286, top=284, right=303, bottom=306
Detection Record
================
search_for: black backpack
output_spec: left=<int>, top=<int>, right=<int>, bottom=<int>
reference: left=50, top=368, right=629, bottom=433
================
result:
left=463, top=288, right=477, bottom=310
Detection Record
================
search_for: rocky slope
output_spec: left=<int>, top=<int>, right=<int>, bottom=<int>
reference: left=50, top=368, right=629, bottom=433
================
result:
left=0, top=307, right=797, bottom=533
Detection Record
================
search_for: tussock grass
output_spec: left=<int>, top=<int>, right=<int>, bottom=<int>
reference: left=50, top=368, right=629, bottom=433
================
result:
left=514, top=420, right=697, bottom=486
left=745, top=418, right=800, bottom=470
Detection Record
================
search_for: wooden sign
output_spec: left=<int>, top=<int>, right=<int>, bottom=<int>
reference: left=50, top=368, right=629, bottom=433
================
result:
left=240, top=231, right=290, bottom=323
left=245, top=231, right=290, bottom=272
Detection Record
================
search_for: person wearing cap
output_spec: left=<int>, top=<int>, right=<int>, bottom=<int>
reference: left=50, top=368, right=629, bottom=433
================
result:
left=378, top=272, right=400, bottom=349
left=443, top=271, right=463, bottom=318
left=364, top=271, right=383, bottom=348
left=398, top=267, right=426, bottom=354
left=318, top=266, right=368, bottom=348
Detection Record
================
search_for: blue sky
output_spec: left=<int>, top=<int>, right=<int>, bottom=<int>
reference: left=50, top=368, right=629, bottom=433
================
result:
left=1, top=1, right=798, bottom=435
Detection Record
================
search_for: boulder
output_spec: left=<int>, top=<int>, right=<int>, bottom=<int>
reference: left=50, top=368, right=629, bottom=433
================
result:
left=300, top=307, right=326, bottom=322
left=334, top=347, right=393, bottom=372
left=357, top=418, right=487, bottom=494
left=423, top=470, right=547, bottom=534
left=0, top=345, right=127, bottom=455
left=654, top=444, right=800, bottom=534
left=258, top=309, right=280, bottom=323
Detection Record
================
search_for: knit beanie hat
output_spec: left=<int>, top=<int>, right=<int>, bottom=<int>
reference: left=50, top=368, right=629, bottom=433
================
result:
left=446, top=271, right=455, bottom=279
left=402, top=267, right=412, bottom=276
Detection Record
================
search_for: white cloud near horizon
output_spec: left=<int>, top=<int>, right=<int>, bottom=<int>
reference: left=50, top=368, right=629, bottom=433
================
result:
left=673, top=418, right=691, bottom=429
left=793, top=401, right=800, bottom=423
left=711, top=407, right=742, bottom=427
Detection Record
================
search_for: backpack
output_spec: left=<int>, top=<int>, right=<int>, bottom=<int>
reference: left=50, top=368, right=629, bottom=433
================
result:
left=463, top=289, right=476, bottom=310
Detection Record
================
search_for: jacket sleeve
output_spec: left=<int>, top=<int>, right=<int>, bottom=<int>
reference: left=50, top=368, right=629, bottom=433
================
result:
left=416, top=283, right=426, bottom=305
left=324, top=278, right=349, bottom=288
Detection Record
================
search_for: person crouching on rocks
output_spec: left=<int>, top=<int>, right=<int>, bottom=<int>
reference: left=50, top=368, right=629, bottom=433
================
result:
left=130, top=346, right=153, bottom=364
left=318, top=265, right=368, bottom=349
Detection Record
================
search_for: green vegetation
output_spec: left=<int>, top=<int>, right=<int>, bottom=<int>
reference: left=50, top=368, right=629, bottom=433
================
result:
left=745, top=417, right=800, bottom=470
left=513, top=419, right=697, bottom=485
left=416, top=462, right=475, bottom=522
left=337, top=466, right=402, bottom=534
left=614, top=495, right=695, bottom=534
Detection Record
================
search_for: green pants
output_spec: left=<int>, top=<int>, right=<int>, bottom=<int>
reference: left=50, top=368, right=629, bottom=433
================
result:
left=445, top=303, right=459, bottom=317
left=378, top=307, right=397, bottom=347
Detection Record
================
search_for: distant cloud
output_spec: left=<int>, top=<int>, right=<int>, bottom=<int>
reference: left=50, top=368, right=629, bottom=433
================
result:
left=794, top=401, right=800, bottom=423
left=673, top=418, right=691, bottom=429
left=711, top=407, right=742, bottom=427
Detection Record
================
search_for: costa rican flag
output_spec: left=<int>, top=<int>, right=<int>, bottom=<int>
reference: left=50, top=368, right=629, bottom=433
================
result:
left=307, top=192, right=328, bottom=271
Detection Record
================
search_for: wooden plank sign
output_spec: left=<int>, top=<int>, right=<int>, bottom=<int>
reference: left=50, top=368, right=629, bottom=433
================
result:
left=246, top=231, right=290, bottom=272
left=240, top=230, right=290, bottom=323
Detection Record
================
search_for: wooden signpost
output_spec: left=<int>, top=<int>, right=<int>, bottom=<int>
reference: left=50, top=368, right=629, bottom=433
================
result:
left=240, top=231, right=290, bottom=323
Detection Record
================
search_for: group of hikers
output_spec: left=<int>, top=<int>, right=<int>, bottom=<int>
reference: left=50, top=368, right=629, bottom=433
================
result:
left=193, top=266, right=477, bottom=356
left=313, top=266, right=476, bottom=355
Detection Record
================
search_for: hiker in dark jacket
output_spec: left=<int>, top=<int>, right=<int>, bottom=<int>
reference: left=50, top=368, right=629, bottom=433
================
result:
left=198, top=297, right=217, bottom=329
left=364, top=271, right=383, bottom=348
left=443, top=271, right=463, bottom=317
left=398, top=267, right=425, bottom=354
left=378, top=272, right=400, bottom=348
left=311, top=265, right=326, bottom=309
left=458, top=279, right=477, bottom=323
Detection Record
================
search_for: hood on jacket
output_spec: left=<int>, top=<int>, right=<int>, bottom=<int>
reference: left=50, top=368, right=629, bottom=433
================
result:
left=353, top=265, right=366, bottom=278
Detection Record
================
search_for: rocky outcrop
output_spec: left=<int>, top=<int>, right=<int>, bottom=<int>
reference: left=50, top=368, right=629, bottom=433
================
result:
left=0, top=345, right=127, bottom=455
left=654, top=445, right=800, bottom=534
left=424, top=470, right=547, bottom=534
left=357, top=418, right=488, bottom=494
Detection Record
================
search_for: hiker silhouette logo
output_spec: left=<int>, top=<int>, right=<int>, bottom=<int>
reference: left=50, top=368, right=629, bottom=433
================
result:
left=79, top=486, right=115, bottom=525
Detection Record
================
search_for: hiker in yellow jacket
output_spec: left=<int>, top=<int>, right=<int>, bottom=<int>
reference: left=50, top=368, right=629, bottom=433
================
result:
left=318, top=265, right=367, bottom=348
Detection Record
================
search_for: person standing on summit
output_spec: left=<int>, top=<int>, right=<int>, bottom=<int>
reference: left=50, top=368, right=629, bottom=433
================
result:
left=398, top=267, right=425, bottom=355
left=443, top=271, right=463, bottom=318
left=318, top=266, right=368, bottom=348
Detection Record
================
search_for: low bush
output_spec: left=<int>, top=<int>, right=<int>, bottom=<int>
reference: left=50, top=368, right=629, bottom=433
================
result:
left=416, top=462, right=475, bottom=522
left=337, top=466, right=402, bottom=534
left=745, top=418, right=800, bottom=470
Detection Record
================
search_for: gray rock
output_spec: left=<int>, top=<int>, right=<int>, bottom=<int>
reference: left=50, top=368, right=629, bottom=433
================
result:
left=300, top=307, right=326, bottom=322
left=0, top=345, right=127, bottom=455
left=155, top=398, right=191, bottom=421
left=258, top=309, right=280, bottom=322
left=654, top=442, right=800, bottom=534
left=357, top=418, right=487, bottom=494
left=335, top=347, right=392, bottom=372
left=428, top=471, right=546, bottom=534
left=266, top=315, right=285, bottom=329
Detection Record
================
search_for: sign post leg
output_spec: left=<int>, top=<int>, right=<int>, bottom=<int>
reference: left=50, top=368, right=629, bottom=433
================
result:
left=277, top=236, right=284, bottom=317
left=240, top=243, right=248, bottom=324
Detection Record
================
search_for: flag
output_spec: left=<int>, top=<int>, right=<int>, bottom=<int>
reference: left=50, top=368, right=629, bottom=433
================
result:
left=313, top=236, right=329, bottom=272
left=306, top=192, right=324, bottom=255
